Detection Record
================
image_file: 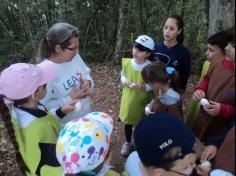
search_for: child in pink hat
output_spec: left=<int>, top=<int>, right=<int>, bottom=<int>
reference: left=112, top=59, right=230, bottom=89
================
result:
left=0, top=60, right=76, bottom=176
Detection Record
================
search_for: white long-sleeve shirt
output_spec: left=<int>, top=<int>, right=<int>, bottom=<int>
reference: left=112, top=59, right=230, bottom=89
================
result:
left=40, top=54, right=94, bottom=126
left=120, top=58, right=152, bottom=91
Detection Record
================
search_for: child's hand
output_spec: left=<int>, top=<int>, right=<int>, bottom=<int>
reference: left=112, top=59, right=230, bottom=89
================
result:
left=145, top=106, right=154, bottom=116
left=201, top=145, right=217, bottom=161
left=203, top=101, right=220, bottom=116
left=135, top=84, right=145, bottom=92
left=193, top=89, right=205, bottom=101
left=61, top=101, right=77, bottom=114
left=124, top=80, right=132, bottom=87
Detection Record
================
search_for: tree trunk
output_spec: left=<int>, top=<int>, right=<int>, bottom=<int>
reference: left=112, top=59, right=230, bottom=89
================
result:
left=17, top=1, right=35, bottom=45
left=208, top=0, right=235, bottom=37
left=113, top=0, right=131, bottom=63
left=181, top=0, right=186, bottom=19
left=203, top=0, right=209, bottom=29
left=45, top=0, right=56, bottom=28
left=139, top=0, right=146, bottom=33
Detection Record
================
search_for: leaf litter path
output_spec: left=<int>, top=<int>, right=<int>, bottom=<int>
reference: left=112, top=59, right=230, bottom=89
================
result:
left=0, top=62, right=198, bottom=175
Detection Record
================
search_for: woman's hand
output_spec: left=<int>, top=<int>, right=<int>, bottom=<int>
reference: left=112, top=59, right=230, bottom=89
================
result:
left=201, top=145, right=217, bottom=161
left=69, top=76, right=92, bottom=100
left=80, top=77, right=91, bottom=90
left=70, top=86, right=89, bottom=100
left=203, top=101, right=221, bottom=116
left=196, top=165, right=211, bottom=176
left=193, top=89, right=205, bottom=101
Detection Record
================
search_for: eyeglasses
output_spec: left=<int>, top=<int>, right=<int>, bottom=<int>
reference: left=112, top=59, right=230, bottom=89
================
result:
left=64, top=46, right=78, bottom=51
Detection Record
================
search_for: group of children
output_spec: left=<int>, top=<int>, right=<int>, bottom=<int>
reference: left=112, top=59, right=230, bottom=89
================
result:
left=119, top=15, right=235, bottom=176
left=0, top=15, right=234, bottom=176
left=119, top=15, right=189, bottom=157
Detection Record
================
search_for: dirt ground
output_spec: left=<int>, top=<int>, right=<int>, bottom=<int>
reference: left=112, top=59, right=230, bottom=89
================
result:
left=0, top=62, right=198, bottom=175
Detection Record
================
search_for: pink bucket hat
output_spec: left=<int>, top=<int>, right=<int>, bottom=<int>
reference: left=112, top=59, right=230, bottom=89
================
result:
left=0, top=60, right=57, bottom=100
left=56, top=111, right=114, bottom=174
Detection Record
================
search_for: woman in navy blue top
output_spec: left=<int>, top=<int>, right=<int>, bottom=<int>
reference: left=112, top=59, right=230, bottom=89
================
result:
left=154, top=15, right=191, bottom=92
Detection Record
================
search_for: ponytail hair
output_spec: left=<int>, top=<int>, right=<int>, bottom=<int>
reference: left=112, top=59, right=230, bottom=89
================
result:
left=142, top=62, right=180, bottom=93
left=0, top=96, right=29, bottom=175
left=38, top=37, right=51, bottom=59
left=164, top=15, right=184, bottom=44
left=168, top=69, right=180, bottom=93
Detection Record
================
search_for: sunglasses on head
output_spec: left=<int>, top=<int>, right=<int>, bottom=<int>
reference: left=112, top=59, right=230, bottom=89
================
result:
left=134, top=42, right=150, bottom=52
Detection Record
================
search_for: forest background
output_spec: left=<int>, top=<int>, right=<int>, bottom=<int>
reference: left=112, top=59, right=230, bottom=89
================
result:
left=0, top=0, right=234, bottom=74
left=0, top=0, right=235, bottom=175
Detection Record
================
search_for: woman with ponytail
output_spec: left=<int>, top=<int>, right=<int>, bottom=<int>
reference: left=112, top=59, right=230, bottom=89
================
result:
left=37, top=22, right=94, bottom=127
left=154, top=15, right=191, bottom=92
left=0, top=61, right=75, bottom=176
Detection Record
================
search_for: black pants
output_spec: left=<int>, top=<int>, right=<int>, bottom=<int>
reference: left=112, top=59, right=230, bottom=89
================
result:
left=125, top=124, right=133, bottom=143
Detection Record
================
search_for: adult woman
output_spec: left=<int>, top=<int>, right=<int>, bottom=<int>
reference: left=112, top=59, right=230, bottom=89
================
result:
left=154, top=15, right=191, bottom=92
left=38, top=22, right=94, bottom=126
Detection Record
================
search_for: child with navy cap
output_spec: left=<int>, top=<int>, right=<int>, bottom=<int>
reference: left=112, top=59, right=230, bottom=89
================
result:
left=134, top=112, right=197, bottom=176
left=119, top=35, right=154, bottom=157
left=126, top=111, right=234, bottom=176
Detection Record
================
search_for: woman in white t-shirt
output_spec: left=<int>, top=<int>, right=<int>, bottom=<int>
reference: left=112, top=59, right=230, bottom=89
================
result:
left=37, top=22, right=94, bottom=126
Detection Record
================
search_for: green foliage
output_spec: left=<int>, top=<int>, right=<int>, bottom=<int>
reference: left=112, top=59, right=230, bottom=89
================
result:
left=0, top=0, right=208, bottom=73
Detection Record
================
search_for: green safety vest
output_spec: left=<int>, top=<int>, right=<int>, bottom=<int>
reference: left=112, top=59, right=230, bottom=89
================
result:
left=12, top=112, right=63, bottom=176
left=119, top=58, right=152, bottom=125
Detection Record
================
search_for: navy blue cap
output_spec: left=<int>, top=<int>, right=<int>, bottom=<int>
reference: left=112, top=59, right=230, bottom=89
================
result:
left=134, top=112, right=196, bottom=167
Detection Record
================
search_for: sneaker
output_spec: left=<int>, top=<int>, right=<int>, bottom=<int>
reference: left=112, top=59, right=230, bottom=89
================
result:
left=121, top=142, right=132, bottom=157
